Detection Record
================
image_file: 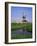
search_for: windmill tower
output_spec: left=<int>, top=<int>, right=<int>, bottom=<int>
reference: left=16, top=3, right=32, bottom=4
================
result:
left=22, top=11, right=27, bottom=23
left=22, top=11, right=27, bottom=32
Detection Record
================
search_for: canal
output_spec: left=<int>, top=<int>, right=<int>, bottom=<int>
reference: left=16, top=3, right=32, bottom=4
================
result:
left=11, top=29, right=32, bottom=39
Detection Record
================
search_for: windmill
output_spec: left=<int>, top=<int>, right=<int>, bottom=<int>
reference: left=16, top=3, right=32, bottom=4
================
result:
left=22, top=11, right=27, bottom=23
left=22, top=10, right=27, bottom=32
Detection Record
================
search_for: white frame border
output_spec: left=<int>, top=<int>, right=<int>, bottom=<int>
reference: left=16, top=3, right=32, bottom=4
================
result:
left=8, top=3, right=35, bottom=43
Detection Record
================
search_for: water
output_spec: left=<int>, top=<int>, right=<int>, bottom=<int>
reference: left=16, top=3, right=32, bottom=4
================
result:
left=11, top=29, right=32, bottom=34
left=11, top=29, right=32, bottom=39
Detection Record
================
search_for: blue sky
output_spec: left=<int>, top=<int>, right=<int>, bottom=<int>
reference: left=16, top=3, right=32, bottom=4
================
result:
left=11, top=6, right=32, bottom=23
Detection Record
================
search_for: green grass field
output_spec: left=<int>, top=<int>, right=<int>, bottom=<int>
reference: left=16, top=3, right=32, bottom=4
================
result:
left=11, top=34, right=32, bottom=39
left=11, top=23, right=32, bottom=39
left=11, top=23, right=32, bottom=32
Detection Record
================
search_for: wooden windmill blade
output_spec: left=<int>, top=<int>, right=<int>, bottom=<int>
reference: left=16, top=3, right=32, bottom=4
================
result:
left=22, top=10, right=26, bottom=19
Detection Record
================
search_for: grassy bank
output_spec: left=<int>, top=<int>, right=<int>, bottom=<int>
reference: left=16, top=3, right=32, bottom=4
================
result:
left=11, top=34, right=32, bottom=39
left=11, top=23, right=32, bottom=32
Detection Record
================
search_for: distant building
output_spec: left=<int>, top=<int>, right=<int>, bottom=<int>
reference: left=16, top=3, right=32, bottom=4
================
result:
left=22, top=16, right=27, bottom=23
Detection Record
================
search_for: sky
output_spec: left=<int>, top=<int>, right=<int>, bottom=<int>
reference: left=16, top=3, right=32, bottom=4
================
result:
left=11, top=6, right=32, bottom=23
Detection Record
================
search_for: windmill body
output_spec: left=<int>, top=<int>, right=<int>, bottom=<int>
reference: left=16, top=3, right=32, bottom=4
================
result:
left=22, top=15, right=27, bottom=23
